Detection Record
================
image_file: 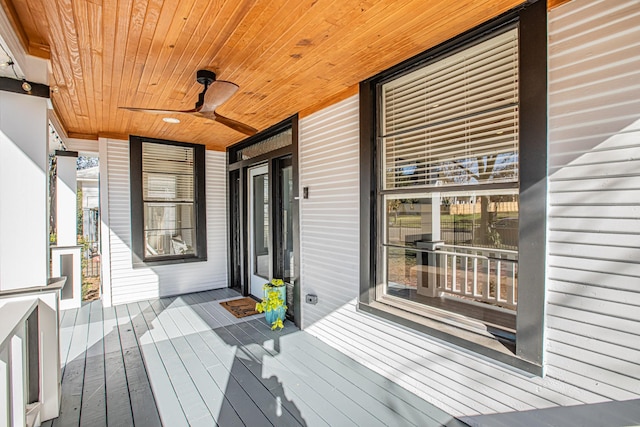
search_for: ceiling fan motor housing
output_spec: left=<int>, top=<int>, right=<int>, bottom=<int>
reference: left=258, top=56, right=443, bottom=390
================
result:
left=196, top=69, right=216, bottom=86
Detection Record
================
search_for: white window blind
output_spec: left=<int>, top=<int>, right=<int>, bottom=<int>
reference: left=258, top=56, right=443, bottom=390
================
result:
left=141, top=142, right=197, bottom=257
left=142, top=142, right=194, bottom=202
left=382, top=28, right=519, bottom=189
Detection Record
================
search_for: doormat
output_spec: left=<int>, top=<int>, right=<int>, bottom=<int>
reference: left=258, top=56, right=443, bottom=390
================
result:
left=220, top=297, right=260, bottom=318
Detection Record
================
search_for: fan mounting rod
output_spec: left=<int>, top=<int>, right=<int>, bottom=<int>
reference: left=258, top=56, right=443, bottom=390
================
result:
left=195, top=69, right=216, bottom=109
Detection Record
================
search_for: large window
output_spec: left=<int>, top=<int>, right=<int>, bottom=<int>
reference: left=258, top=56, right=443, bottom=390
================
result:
left=360, top=2, right=546, bottom=373
left=130, top=136, right=207, bottom=265
left=382, top=28, right=520, bottom=331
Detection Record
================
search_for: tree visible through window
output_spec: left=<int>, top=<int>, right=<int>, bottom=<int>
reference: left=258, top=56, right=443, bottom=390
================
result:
left=380, top=28, right=521, bottom=334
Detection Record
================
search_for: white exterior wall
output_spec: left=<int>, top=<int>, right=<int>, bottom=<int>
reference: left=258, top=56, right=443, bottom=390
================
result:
left=299, top=96, right=361, bottom=328
left=299, top=0, right=640, bottom=418
left=100, top=138, right=228, bottom=306
left=0, top=91, right=48, bottom=290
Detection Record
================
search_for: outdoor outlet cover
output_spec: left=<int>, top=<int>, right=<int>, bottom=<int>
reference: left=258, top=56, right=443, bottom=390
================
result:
left=305, top=294, right=318, bottom=304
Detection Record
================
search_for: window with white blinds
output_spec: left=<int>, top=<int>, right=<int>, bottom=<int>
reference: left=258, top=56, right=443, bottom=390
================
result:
left=143, top=143, right=194, bottom=201
left=382, top=28, right=519, bottom=189
left=142, top=142, right=197, bottom=258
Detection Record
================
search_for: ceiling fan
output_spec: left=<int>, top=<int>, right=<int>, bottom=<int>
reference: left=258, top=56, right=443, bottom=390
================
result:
left=120, top=69, right=257, bottom=136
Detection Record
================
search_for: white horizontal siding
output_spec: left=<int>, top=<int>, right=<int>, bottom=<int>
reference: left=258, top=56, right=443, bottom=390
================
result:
left=546, top=0, right=640, bottom=404
left=299, top=96, right=360, bottom=328
left=103, top=139, right=227, bottom=306
left=298, top=0, right=640, bottom=419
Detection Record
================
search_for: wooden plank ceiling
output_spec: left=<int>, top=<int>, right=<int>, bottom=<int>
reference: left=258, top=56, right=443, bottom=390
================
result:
left=2, top=0, right=568, bottom=150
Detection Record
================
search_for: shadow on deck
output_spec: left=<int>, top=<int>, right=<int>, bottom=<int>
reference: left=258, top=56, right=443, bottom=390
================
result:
left=44, top=288, right=466, bottom=427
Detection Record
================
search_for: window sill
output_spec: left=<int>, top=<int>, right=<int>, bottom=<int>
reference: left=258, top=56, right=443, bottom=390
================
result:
left=133, top=255, right=207, bottom=268
left=358, top=299, right=543, bottom=376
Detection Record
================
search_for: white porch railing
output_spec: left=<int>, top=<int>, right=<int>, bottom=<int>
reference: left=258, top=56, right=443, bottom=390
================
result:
left=0, top=279, right=65, bottom=427
left=438, top=245, right=518, bottom=309
left=0, top=299, right=39, bottom=427
left=406, top=243, right=518, bottom=310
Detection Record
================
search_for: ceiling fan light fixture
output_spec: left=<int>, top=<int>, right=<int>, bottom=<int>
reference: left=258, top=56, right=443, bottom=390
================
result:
left=162, top=117, right=180, bottom=124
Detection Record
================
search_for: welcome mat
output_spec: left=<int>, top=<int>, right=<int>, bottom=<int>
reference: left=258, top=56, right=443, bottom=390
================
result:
left=220, top=297, right=260, bottom=318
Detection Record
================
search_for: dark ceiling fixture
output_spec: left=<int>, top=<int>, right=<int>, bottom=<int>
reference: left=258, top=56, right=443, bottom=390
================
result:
left=120, top=69, right=257, bottom=136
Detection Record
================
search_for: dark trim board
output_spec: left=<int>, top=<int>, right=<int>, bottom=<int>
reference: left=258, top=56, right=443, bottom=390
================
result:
left=0, top=76, right=49, bottom=98
left=55, top=150, right=78, bottom=158
left=515, top=0, right=548, bottom=366
left=291, top=116, right=301, bottom=327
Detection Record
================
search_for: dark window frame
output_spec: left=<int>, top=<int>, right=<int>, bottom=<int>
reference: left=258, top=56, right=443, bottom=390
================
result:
left=359, top=1, right=547, bottom=375
left=130, top=135, right=207, bottom=267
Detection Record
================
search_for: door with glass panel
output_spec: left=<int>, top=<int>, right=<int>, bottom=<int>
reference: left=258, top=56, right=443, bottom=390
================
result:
left=249, top=164, right=270, bottom=297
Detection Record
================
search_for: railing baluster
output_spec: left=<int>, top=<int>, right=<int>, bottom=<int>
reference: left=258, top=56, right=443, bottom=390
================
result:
left=483, top=259, right=490, bottom=302
left=452, top=254, right=457, bottom=293
left=509, top=262, right=516, bottom=306
left=463, top=256, right=468, bottom=295
left=496, top=259, right=502, bottom=303
left=473, top=257, right=479, bottom=297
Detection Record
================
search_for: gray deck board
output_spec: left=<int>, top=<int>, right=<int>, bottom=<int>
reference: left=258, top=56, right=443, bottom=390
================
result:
left=169, top=295, right=303, bottom=427
left=231, top=320, right=362, bottom=427
left=152, top=296, right=245, bottom=427
left=58, top=307, right=78, bottom=372
left=103, top=304, right=135, bottom=426
left=48, top=289, right=466, bottom=427
left=133, top=301, right=189, bottom=427
left=187, top=293, right=332, bottom=427
left=290, top=331, right=468, bottom=427
left=114, top=304, right=162, bottom=427
left=52, top=302, right=91, bottom=427
left=145, top=298, right=217, bottom=425
left=79, top=300, right=106, bottom=427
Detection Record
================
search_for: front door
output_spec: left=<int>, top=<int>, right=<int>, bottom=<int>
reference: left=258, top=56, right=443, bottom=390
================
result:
left=248, top=164, right=270, bottom=297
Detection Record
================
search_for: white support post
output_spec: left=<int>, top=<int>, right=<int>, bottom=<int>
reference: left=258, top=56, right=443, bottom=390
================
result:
left=0, top=91, right=48, bottom=291
left=52, top=150, right=83, bottom=309
left=98, top=138, right=112, bottom=307
left=55, top=150, right=79, bottom=247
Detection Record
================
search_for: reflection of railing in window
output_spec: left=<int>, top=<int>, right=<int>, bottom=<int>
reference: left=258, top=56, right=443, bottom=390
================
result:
left=387, top=243, right=518, bottom=310
left=438, top=245, right=517, bottom=309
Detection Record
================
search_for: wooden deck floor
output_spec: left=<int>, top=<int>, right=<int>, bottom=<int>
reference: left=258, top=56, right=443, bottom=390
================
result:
left=43, top=288, right=466, bottom=427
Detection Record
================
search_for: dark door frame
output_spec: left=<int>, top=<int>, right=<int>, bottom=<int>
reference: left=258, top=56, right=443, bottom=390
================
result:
left=227, top=115, right=300, bottom=326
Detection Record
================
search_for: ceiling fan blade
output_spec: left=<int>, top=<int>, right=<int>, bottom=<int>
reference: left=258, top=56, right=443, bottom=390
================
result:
left=119, top=106, right=199, bottom=114
left=210, top=112, right=257, bottom=136
left=200, top=80, right=239, bottom=112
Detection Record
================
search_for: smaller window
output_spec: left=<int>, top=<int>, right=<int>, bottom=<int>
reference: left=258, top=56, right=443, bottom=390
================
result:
left=130, top=136, right=207, bottom=265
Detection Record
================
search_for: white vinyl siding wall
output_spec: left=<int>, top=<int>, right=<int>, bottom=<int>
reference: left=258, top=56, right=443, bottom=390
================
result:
left=102, top=139, right=227, bottom=306
left=546, top=0, right=640, bottom=400
left=299, top=96, right=360, bottom=327
left=298, top=0, right=640, bottom=418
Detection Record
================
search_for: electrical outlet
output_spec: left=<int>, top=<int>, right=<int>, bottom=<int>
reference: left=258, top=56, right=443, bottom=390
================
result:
left=305, top=294, right=318, bottom=305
